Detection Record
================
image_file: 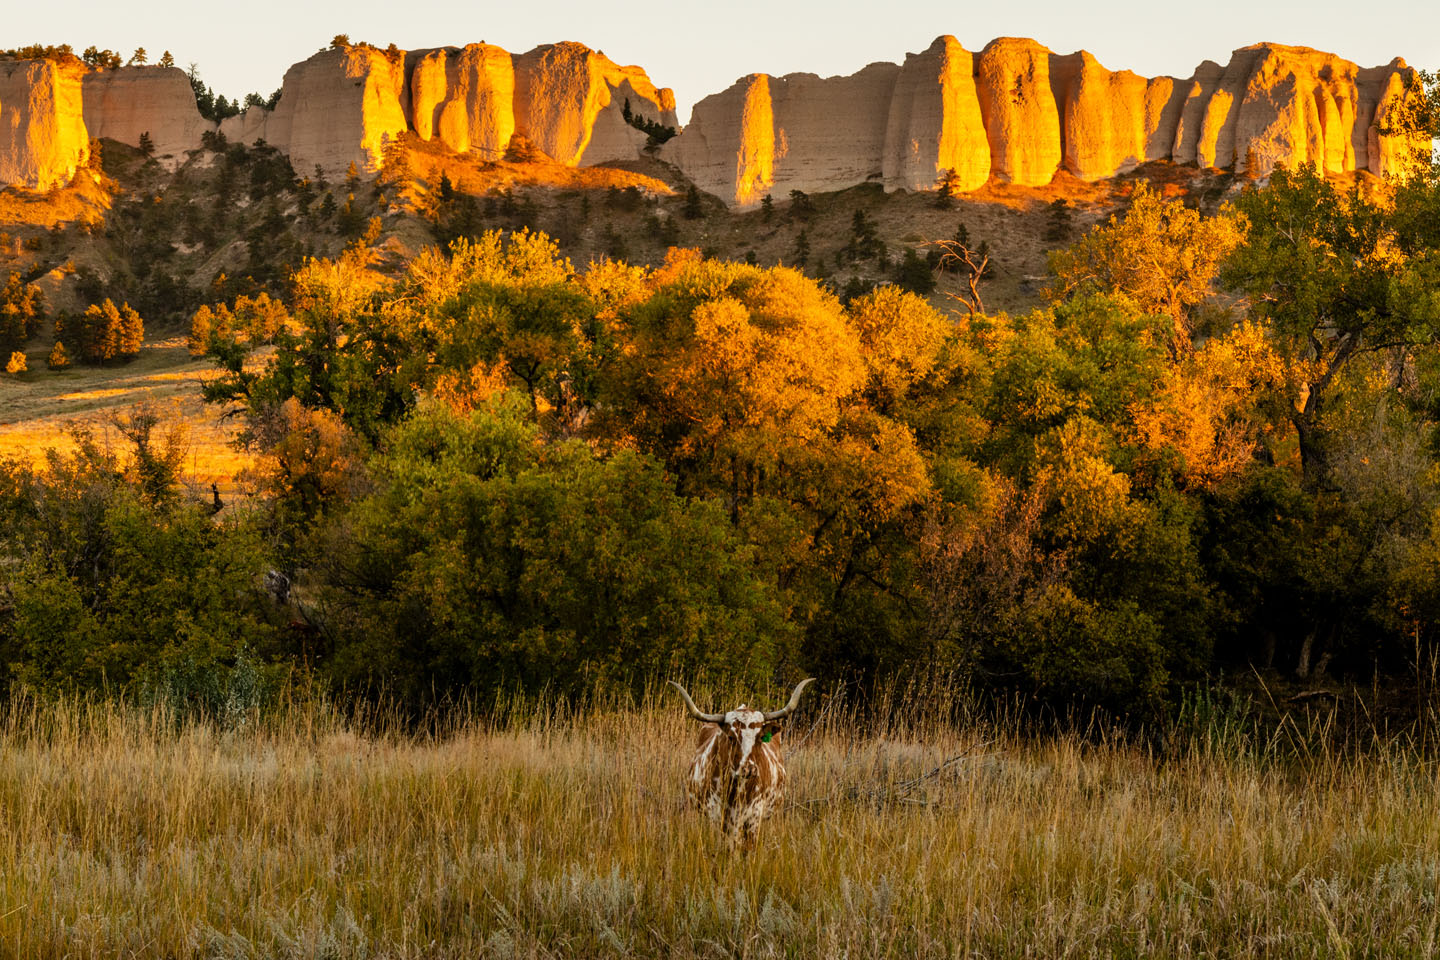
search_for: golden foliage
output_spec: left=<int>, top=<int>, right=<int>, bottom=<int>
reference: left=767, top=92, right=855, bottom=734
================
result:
left=1047, top=182, right=1248, bottom=343
left=1128, top=322, right=1289, bottom=487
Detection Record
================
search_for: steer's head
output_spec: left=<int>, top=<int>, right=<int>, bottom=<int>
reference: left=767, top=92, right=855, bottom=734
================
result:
left=668, top=679, right=816, bottom=776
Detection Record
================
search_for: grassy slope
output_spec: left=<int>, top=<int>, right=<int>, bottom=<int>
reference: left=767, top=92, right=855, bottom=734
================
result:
left=0, top=692, right=1436, bottom=958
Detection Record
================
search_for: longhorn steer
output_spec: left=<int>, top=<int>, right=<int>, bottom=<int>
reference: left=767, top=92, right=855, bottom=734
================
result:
left=668, top=679, right=815, bottom=849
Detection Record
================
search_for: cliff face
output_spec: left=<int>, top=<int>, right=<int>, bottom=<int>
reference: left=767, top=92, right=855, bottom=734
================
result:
left=882, top=36, right=990, bottom=194
left=81, top=66, right=212, bottom=163
left=0, top=58, right=88, bottom=191
left=228, top=46, right=409, bottom=175
left=665, top=36, right=1424, bottom=207
left=0, top=38, right=1424, bottom=198
left=513, top=42, right=677, bottom=165
left=217, top=41, right=676, bottom=175
left=408, top=44, right=515, bottom=160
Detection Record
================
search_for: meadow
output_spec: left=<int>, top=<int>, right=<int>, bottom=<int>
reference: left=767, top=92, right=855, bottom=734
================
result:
left=1, top=687, right=1437, bottom=959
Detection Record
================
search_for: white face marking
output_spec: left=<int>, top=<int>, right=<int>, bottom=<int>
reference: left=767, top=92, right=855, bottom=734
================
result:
left=722, top=707, right=766, bottom=776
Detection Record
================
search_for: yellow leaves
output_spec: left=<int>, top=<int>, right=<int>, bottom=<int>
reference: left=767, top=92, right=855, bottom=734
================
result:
left=243, top=398, right=365, bottom=514
left=1047, top=182, right=1248, bottom=343
left=1127, top=322, right=1287, bottom=487
left=1034, top=417, right=1138, bottom=544
left=292, top=254, right=384, bottom=323
left=846, top=286, right=948, bottom=399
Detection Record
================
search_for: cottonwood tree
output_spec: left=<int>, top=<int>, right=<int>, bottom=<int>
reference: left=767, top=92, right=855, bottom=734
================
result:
left=1048, top=182, right=1247, bottom=348
left=1223, top=166, right=1440, bottom=488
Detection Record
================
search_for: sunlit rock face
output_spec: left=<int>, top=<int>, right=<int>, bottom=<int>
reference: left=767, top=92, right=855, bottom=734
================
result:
left=408, top=44, right=515, bottom=160
left=513, top=42, right=677, bottom=165
left=255, top=46, right=409, bottom=176
left=882, top=35, right=990, bottom=194
left=0, top=58, right=89, bottom=191
left=82, top=66, right=212, bottom=163
left=1171, top=44, right=1424, bottom=177
left=666, top=37, right=1423, bottom=207
left=974, top=37, right=1064, bottom=186
left=666, top=62, right=903, bottom=207
left=0, top=36, right=1423, bottom=195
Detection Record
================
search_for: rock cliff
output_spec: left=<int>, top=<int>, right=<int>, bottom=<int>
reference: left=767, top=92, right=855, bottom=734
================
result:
left=218, top=41, right=676, bottom=176
left=665, top=36, right=1423, bottom=207
left=0, top=38, right=1424, bottom=199
left=512, top=42, right=677, bottom=165
left=408, top=44, right=515, bottom=160
left=226, top=45, right=409, bottom=175
left=0, top=58, right=88, bottom=191
left=81, top=66, right=212, bottom=163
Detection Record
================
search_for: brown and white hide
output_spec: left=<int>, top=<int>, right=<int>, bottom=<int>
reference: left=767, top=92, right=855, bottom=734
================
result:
left=686, top=707, right=786, bottom=848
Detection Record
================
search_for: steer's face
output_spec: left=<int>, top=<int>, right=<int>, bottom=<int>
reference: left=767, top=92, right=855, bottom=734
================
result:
left=719, top=706, right=779, bottom=776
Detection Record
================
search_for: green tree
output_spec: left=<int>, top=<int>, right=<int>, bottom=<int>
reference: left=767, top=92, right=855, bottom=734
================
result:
left=315, top=396, right=788, bottom=701
left=1223, top=166, right=1440, bottom=487
left=1049, top=182, right=1247, bottom=346
left=0, top=272, right=45, bottom=352
left=128, top=47, right=147, bottom=66
left=683, top=184, right=704, bottom=220
left=934, top=168, right=961, bottom=209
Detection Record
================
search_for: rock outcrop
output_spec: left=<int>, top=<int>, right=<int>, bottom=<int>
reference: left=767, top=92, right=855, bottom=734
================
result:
left=407, top=44, right=515, bottom=160
left=228, top=45, right=409, bottom=175
left=665, top=36, right=1422, bottom=207
left=219, top=41, right=676, bottom=175
left=512, top=42, right=677, bottom=165
left=882, top=36, right=990, bottom=194
left=0, top=37, right=1424, bottom=198
left=0, top=58, right=88, bottom=191
left=81, top=66, right=211, bottom=162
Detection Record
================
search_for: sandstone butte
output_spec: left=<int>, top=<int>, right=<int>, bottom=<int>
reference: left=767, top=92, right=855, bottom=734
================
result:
left=0, top=37, right=1425, bottom=204
left=666, top=37, right=1426, bottom=207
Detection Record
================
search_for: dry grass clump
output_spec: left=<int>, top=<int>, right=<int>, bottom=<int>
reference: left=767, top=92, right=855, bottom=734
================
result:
left=0, top=685, right=1437, bottom=958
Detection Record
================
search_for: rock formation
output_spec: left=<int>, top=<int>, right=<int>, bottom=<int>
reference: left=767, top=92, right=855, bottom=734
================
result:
left=0, top=37, right=1424, bottom=199
left=81, top=66, right=211, bottom=163
left=407, top=44, right=515, bottom=160
left=882, top=36, right=990, bottom=194
left=0, top=58, right=88, bottom=191
left=664, top=37, right=1423, bottom=207
left=512, top=42, right=677, bottom=166
left=226, top=45, right=409, bottom=175
left=217, top=40, right=676, bottom=176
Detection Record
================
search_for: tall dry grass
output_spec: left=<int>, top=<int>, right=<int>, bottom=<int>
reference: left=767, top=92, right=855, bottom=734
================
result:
left=0, top=683, right=1437, bottom=958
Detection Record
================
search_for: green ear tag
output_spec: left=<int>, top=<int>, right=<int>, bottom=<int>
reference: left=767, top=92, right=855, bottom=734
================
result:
left=761, top=731, right=772, bottom=742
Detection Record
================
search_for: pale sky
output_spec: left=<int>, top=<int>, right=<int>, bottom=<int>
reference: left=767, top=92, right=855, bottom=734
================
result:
left=9, top=0, right=1438, bottom=121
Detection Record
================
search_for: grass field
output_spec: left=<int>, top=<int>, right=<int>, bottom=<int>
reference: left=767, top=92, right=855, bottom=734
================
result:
left=1, top=688, right=1437, bottom=959
left=0, top=337, right=254, bottom=489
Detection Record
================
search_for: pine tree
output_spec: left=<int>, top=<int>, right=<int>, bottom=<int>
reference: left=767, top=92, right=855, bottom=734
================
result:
left=934, top=168, right=961, bottom=209
left=761, top=194, right=774, bottom=221
left=791, top=228, right=810, bottom=268
left=683, top=185, right=704, bottom=220
left=46, top=342, right=69, bottom=370
left=159, top=51, right=175, bottom=69
left=1044, top=199, right=1073, bottom=243
left=128, top=47, right=147, bottom=66
left=138, top=131, right=155, bottom=158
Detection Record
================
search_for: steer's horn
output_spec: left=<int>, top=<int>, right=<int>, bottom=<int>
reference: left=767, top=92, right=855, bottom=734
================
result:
left=667, top=681, right=725, bottom=723
left=762, top=678, right=817, bottom=721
